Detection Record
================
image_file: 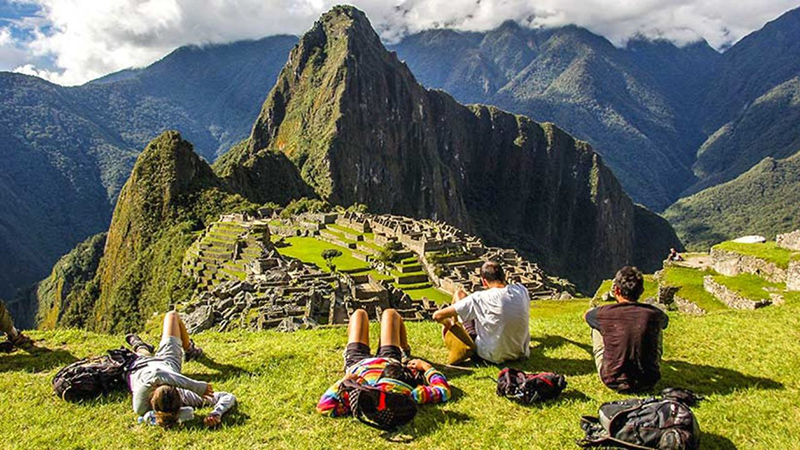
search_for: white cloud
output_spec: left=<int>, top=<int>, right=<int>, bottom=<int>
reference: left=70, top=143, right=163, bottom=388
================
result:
left=0, top=27, right=12, bottom=46
left=5, top=0, right=799, bottom=86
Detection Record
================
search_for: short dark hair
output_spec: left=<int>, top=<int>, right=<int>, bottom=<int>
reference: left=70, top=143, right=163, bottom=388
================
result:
left=380, top=362, right=421, bottom=387
left=612, top=266, right=644, bottom=301
left=481, top=261, right=505, bottom=283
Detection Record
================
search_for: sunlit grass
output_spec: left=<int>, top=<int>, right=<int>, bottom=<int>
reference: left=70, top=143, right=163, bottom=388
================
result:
left=2, top=299, right=798, bottom=449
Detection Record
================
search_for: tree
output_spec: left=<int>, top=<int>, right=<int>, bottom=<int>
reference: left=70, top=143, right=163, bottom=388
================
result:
left=377, top=241, right=403, bottom=264
left=321, top=249, right=343, bottom=272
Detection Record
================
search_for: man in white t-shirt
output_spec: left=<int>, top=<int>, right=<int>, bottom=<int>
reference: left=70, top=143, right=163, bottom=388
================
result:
left=432, top=261, right=530, bottom=364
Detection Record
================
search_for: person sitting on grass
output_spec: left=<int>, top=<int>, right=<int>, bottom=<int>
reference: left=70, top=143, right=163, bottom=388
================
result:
left=0, top=299, right=32, bottom=352
left=584, top=266, right=669, bottom=393
left=126, top=311, right=236, bottom=428
left=667, top=248, right=684, bottom=262
left=432, top=261, right=530, bottom=364
left=317, top=308, right=451, bottom=416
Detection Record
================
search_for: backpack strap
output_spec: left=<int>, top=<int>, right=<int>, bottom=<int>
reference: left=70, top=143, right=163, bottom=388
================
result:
left=578, top=435, right=657, bottom=450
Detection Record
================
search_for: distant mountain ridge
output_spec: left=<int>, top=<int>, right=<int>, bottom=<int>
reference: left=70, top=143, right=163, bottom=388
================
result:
left=665, top=150, right=800, bottom=250
left=6, top=6, right=800, bottom=324
left=389, top=22, right=718, bottom=210
left=33, top=6, right=680, bottom=332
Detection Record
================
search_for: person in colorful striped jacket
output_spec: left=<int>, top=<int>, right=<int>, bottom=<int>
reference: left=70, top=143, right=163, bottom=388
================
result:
left=317, top=308, right=451, bottom=416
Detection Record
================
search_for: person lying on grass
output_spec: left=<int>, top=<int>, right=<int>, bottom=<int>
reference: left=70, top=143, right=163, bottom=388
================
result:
left=432, top=261, right=530, bottom=364
left=317, top=308, right=451, bottom=416
left=126, top=311, right=236, bottom=428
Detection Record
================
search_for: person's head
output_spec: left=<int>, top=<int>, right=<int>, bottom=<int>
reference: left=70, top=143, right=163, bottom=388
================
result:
left=151, top=385, right=182, bottom=428
left=380, top=362, right=421, bottom=387
left=612, top=266, right=644, bottom=302
left=480, top=261, right=506, bottom=287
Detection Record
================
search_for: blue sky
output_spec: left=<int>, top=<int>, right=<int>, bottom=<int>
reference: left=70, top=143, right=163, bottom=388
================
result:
left=1, top=0, right=798, bottom=86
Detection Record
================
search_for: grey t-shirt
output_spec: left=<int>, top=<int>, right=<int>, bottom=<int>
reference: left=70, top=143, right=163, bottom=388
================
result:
left=453, top=283, right=531, bottom=363
left=129, top=336, right=235, bottom=418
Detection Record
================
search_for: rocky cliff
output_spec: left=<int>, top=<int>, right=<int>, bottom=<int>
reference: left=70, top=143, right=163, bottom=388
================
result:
left=224, top=6, right=680, bottom=289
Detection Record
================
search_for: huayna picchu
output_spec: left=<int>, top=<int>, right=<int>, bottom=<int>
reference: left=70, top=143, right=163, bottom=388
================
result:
left=32, top=5, right=679, bottom=332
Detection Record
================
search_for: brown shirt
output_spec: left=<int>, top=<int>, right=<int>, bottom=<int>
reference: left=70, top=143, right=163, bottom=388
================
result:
left=586, top=302, right=669, bottom=391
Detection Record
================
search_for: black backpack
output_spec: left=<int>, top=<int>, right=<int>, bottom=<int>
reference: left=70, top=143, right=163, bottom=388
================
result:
left=578, top=389, right=702, bottom=450
left=53, top=348, right=138, bottom=402
left=338, top=379, right=418, bottom=431
left=496, top=368, right=567, bottom=404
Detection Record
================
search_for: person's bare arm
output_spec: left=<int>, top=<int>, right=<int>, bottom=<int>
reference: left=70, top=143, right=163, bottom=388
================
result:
left=432, top=305, right=458, bottom=323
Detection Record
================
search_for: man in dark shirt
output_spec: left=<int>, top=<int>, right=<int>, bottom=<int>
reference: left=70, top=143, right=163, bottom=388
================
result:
left=585, top=266, right=669, bottom=392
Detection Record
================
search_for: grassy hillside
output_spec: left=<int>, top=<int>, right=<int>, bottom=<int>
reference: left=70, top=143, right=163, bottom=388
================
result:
left=690, top=77, right=800, bottom=193
left=664, top=151, right=800, bottom=250
left=2, top=299, right=797, bottom=449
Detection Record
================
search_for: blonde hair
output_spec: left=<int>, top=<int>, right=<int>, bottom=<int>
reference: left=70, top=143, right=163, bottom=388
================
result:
left=151, top=385, right=182, bottom=429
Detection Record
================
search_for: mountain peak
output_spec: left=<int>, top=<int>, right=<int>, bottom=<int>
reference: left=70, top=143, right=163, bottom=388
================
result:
left=231, top=5, right=680, bottom=289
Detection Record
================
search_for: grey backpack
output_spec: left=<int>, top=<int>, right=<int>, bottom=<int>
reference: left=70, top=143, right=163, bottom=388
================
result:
left=578, top=389, right=702, bottom=449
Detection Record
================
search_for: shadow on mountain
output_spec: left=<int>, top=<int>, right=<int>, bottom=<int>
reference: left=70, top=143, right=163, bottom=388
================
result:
left=659, top=360, right=783, bottom=396
left=381, top=410, right=472, bottom=442
left=0, top=344, right=77, bottom=373
left=701, top=432, right=738, bottom=449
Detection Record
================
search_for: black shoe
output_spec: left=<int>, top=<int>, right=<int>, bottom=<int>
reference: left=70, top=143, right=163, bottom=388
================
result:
left=125, top=333, right=154, bottom=355
left=10, top=332, right=32, bottom=348
left=185, top=340, right=204, bottom=362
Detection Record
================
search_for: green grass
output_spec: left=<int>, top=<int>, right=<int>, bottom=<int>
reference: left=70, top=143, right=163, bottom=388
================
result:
left=712, top=274, right=789, bottom=302
left=659, top=266, right=727, bottom=312
left=326, top=223, right=363, bottom=237
left=277, top=237, right=369, bottom=272
left=712, top=241, right=798, bottom=269
left=402, top=286, right=452, bottom=304
left=3, top=299, right=800, bottom=449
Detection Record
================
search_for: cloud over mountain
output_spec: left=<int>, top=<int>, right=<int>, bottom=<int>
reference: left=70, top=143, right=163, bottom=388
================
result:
left=3, top=0, right=799, bottom=85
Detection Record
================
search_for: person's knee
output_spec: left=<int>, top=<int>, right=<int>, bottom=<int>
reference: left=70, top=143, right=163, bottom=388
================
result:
left=381, top=308, right=398, bottom=322
left=164, top=311, right=179, bottom=323
left=351, top=309, right=368, bottom=322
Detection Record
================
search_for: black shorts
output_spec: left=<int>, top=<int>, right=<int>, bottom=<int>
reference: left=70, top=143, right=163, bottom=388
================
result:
left=343, top=342, right=403, bottom=370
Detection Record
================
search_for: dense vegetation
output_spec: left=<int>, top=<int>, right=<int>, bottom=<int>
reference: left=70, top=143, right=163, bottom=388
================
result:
left=665, top=152, right=800, bottom=250
left=690, top=77, right=800, bottom=193
left=33, top=233, right=107, bottom=329
left=2, top=298, right=798, bottom=449
left=33, top=132, right=259, bottom=332
left=0, top=37, right=296, bottom=320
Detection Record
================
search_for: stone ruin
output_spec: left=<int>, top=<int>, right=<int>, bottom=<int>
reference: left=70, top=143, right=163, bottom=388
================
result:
left=777, top=229, right=800, bottom=252
left=269, top=210, right=575, bottom=300
left=179, top=214, right=439, bottom=333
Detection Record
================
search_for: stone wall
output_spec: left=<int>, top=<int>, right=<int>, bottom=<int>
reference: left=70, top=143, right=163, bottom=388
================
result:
left=787, top=260, right=800, bottom=291
left=703, top=276, right=771, bottom=310
left=710, top=248, right=786, bottom=283
left=776, top=230, right=800, bottom=251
